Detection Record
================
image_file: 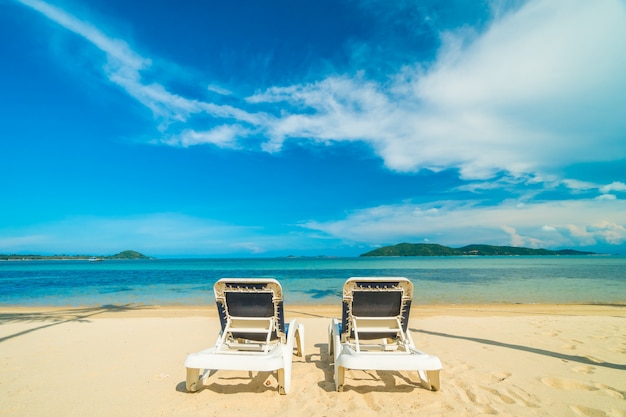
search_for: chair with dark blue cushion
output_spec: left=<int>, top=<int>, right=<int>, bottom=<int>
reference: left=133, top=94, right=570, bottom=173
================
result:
left=329, top=277, right=442, bottom=392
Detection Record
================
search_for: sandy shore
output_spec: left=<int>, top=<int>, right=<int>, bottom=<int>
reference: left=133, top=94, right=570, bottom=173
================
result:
left=1, top=304, right=625, bottom=417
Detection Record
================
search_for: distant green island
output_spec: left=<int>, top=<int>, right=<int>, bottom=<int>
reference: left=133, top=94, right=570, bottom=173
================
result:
left=360, top=243, right=596, bottom=257
left=0, top=250, right=150, bottom=261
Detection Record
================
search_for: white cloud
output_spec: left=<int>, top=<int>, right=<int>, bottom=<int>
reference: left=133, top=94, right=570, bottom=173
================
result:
left=596, top=194, right=617, bottom=201
left=162, top=125, right=252, bottom=148
left=207, top=84, right=233, bottom=96
left=16, top=0, right=148, bottom=70
left=501, top=225, right=543, bottom=248
left=562, top=179, right=599, bottom=191
left=600, top=181, right=626, bottom=193
left=15, top=0, right=263, bottom=129
left=587, top=221, right=626, bottom=245
left=244, top=0, right=626, bottom=184
left=300, top=197, right=626, bottom=249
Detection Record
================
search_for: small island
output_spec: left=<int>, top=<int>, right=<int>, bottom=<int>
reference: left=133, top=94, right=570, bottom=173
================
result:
left=0, top=250, right=151, bottom=261
left=360, top=243, right=596, bottom=257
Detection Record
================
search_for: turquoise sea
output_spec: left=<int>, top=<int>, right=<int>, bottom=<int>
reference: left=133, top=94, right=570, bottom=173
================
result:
left=1, top=256, right=625, bottom=307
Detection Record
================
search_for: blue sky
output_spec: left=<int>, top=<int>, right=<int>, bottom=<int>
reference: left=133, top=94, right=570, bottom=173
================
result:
left=1, top=0, right=626, bottom=257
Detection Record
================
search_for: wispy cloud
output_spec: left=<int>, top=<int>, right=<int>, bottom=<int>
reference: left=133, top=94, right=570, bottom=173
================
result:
left=14, top=0, right=264, bottom=133
left=16, top=0, right=148, bottom=70
left=300, top=197, right=626, bottom=249
left=160, top=125, right=252, bottom=148
left=601, top=182, right=626, bottom=193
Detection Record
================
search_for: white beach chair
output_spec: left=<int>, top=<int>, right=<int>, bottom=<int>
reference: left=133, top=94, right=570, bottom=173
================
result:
left=328, top=277, right=442, bottom=392
left=184, top=278, right=304, bottom=395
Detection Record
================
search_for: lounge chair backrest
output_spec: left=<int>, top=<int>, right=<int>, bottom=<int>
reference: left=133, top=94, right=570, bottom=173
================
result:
left=352, top=291, right=404, bottom=317
left=341, top=277, right=413, bottom=340
left=214, top=278, right=286, bottom=342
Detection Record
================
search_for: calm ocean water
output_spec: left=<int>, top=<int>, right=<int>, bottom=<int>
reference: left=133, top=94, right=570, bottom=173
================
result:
left=1, top=256, right=625, bottom=307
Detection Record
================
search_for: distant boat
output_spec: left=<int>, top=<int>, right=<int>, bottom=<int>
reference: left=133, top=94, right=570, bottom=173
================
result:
left=88, top=257, right=103, bottom=262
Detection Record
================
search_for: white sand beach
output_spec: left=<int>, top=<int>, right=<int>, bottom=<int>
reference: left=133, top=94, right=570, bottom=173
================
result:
left=1, top=304, right=625, bottom=417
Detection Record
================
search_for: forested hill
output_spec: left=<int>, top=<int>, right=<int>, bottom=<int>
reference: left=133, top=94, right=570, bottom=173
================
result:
left=360, top=243, right=596, bottom=257
left=0, top=250, right=150, bottom=261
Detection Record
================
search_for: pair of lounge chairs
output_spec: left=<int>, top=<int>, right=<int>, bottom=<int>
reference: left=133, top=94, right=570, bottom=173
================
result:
left=183, top=277, right=442, bottom=394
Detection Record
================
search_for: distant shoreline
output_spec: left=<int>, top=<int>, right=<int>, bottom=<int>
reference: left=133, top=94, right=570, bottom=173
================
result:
left=0, top=256, right=105, bottom=261
left=360, top=243, right=599, bottom=257
left=0, top=250, right=149, bottom=261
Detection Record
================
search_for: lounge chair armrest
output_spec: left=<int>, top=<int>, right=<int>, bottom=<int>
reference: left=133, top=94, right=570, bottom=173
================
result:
left=286, top=319, right=305, bottom=357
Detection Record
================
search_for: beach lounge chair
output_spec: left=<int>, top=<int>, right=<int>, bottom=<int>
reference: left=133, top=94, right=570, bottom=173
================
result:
left=328, top=277, right=442, bottom=392
left=184, top=278, right=304, bottom=395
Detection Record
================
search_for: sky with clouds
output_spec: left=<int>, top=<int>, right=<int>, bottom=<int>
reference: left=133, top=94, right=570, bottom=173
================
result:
left=1, top=0, right=625, bottom=257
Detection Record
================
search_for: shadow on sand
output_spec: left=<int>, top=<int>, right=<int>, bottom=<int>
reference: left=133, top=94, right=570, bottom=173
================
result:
left=415, top=328, right=626, bottom=371
left=0, top=304, right=151, bottom=343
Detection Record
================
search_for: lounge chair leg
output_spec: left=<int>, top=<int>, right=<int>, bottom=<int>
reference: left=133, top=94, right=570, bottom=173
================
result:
left=277, top=368, right=287, bottom=395
left=334, top=366, right=345, bottom=392
left=186, top=368, right=201, bottom=392
left=327, top=323, right=334, bottom=361
left=427, top=370, right=441, bottom=391
left=419, top=369, right=440, bottom=391
left=296, top=326, right=305, bottom=357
